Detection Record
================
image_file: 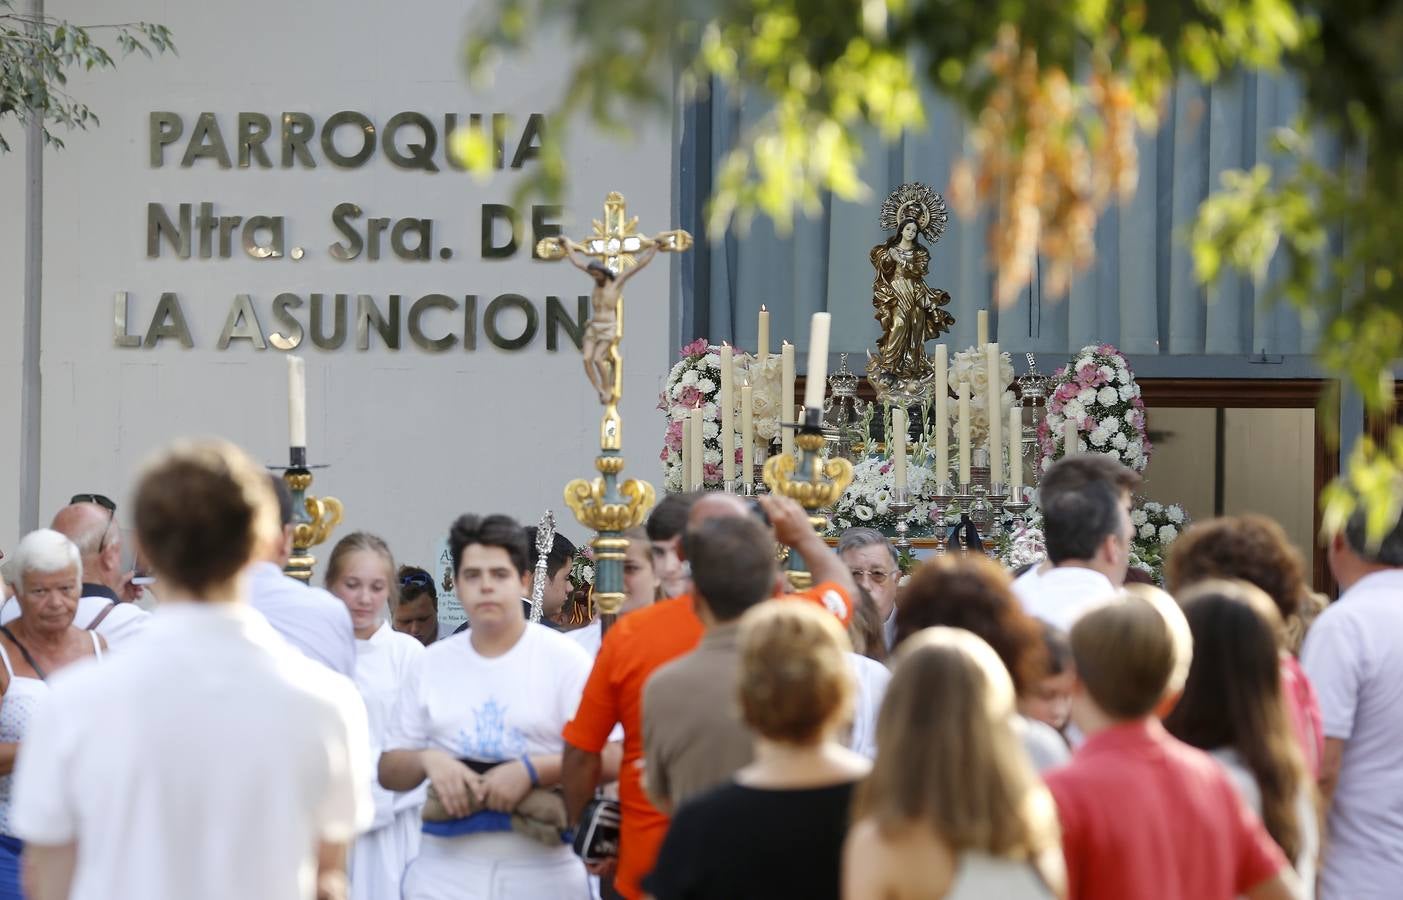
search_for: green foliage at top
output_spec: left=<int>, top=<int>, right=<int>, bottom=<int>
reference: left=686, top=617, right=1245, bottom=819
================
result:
left=0, top=0, right=174, bottom=151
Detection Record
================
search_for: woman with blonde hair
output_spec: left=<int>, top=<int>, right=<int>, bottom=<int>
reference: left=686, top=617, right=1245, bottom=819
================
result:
left=844, top=627, right=1065, bottom=899
left=645, top=601, right=870, bottom=900
left=325, top=531, right=426, bottom=900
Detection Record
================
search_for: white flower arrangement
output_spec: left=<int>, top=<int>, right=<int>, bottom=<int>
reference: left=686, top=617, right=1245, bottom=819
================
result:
left=828, top=454, right=942, bottom=534
left=946, top=345, right=1017, bottom=451
left=659, top=340, right=783, bottom=491
left=1037, top=343, right=1152, bottom=476
left=1130, top=500, right=1190, bottom=583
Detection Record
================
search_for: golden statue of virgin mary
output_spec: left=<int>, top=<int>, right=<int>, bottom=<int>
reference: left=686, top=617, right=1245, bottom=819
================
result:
left=869, top=183, right=954, bottom=387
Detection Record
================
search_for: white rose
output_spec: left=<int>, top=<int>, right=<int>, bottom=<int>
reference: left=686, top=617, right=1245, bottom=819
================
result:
left=1167, top=506, right=1185, bottom=524
left=1118, top=384, right=1135, bottom=401
left=1112, top=432, right=1128, bottom=450
left=681, top=370, right=699, bottom=386
left=696, top=378, right=716, bottom=394
left=1159, top=524, right=1179, bottom=543
left=1130, top=509, right=1148, bottom=526
left=1097, top=386, right=1118, bottom=406
left=1139, top=523, right=1156, bottom=539
left=1089, top=428, right=1110, bottom=447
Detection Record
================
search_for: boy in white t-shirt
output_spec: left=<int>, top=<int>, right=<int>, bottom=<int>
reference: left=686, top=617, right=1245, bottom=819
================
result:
left=380, top=513, right=593, bottom=899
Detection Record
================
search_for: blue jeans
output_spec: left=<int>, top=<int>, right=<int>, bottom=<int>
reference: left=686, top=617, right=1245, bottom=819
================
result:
left=0, top=834, right=25, bottom=900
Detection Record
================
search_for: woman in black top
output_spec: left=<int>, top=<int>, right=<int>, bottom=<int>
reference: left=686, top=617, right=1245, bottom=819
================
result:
left=644, top=602, right=871, bottom=900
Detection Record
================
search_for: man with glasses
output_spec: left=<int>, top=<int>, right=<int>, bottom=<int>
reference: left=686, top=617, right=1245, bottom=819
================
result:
left=3, top=494, right=152, bottom=645
left=836, top=528, right=902, bottom=651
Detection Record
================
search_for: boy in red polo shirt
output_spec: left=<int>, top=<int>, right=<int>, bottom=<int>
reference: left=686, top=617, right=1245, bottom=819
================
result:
left=560, top=493, right=853, bottom=899
left=1046, top=588, right=1301, bottom=900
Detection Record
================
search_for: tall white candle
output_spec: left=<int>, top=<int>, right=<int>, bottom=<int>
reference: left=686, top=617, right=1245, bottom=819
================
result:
left=757, top=306, right=770, bottom=369
left=986, top=342, right=1003, bottom=482
left=958, top=383, right=972, bottom=486
left=741, top=385, right=754, bottom=488
left=803, top=313, right=831, bottom=411
left=892, top=407, right=908, bottom=494
left=976, top=309, right=989, bottom=348
left=287, top=355, right=307, bottom=448
left=1009, top=405, right=1023, bottom=488
left=719, top=344, right=735, bottom=482
left=934, top=344, right=948, bottom=484
left=1064, top=415, right=1080, bottom=458
left=690, top=406, right=705, bottom=489
left=681, top=417, right=692, bottom=490
left=781, top=342, right=796, bottom=457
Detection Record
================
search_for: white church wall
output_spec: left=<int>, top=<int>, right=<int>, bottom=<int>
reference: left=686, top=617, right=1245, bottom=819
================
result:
left=0, top=1, right=675, bottom=619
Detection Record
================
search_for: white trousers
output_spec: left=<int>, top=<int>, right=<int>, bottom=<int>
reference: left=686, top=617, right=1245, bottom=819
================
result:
left=350, top=807, right=422, bottom=900
left=402, top=831, right=590, bottom=900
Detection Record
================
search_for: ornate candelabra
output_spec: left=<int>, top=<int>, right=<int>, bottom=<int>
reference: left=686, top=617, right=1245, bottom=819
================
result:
left=1016, top=353, right=1051, bottom=467
left=888, top=488, right=915, bottom=558
left=281, top=447, right=343, bottom=582
left=764, top=408, right=856, bottom=590
left=823, top=353, right=869, bottom=462
left=543, top=192, right=690, bottom=632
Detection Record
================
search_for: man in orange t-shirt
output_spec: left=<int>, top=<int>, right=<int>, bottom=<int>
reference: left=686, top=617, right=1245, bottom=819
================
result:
left=561, top=493, right=854, bottom=899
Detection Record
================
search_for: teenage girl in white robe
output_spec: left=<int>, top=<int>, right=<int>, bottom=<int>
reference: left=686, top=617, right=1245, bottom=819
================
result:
left=326, top=532, right=426, bottom=900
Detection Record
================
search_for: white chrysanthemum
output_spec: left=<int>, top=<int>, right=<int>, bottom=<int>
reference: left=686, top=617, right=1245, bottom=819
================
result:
left=1112, top=432, right=1129, bottom=450
left=671, top=406, right=689, bottom=422
left=1167, top=506, right=1185, bottom=524
left=1089, top=428, right=1110, bottom=447
left=671, top=383, right=686, bottom=400
left=1144, top=501, right=1162, bottom=514
left=696, top=378, right=716, bottom=394
left=1130, top=509, right=1148, bottom=526
left=1077, top=388, right=1096, bottom=405
left=1077, top=356, right=1093, bottom=370
left=1139, top=523, right=1156, bottom=540
left=1063, top=400, right=1085, bottom=424
left=1159, top=524, right=1179, bottom=544
left=701, top=420, right=719, bottom=439
left=1100, top=415, right=1121, bottom=431
left=681, top=370, right=699, bottom=386
left=1118, top=384, right=1134, bottom=401
left=1097, top=386, right=1118, bottom=406
left=703, top=353, right=721, bottom=369
left=1098, top=365, right=1115, bottom=382
left=1102, top=447, right=1123, bottom=460
left=703, top=402, right=718, bottom=418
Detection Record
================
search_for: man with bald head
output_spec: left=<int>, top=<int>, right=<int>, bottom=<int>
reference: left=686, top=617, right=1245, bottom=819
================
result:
left=561, top=493, right=854, bottom=900
left=1, top=497, right=151, bottom=645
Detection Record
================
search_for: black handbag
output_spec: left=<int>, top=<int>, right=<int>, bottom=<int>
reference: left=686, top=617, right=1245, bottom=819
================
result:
left=571, top=797, right=621, bottom=864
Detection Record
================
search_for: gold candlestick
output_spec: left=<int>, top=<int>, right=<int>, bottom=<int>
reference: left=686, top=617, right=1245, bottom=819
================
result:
left=281, top=448, right=343, bottom=582
left=762, top=409, right=855, bottom=590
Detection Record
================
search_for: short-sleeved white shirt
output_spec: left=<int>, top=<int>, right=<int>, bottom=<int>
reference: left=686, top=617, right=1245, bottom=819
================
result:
left=0, top=591, right=149, bottom=646
left=247, top=562, right=357, bottom=678
left=845, top=653, right=890, bottom=759
left=387, top=624, right=592, bottom=761
left=1012, top=566, right=1115, bottom=632
left=10, top=602, right=372, bottom=900
left=1301, top=568, right=1403, bottom=897
left=356, top=622, right=427, bottom=828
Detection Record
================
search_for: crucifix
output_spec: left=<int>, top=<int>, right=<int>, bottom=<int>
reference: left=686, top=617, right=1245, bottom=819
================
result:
left=539, top=191, right=692, bottom=634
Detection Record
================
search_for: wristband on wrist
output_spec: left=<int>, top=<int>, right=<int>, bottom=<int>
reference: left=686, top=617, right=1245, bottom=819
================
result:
left=520, top=754, right=540, bottom=786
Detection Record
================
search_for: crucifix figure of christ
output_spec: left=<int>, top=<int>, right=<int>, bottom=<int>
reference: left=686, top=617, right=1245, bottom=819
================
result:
left=537, top=192, right=692, bottom=412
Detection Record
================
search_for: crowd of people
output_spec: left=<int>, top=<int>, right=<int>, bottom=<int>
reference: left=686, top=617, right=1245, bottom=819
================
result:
left=0, top=441, right=1396, bottom=899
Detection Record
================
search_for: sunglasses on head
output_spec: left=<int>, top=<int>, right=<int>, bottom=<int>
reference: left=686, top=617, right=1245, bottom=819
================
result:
left=399, top=572, right=434, bottom=589
left=71, top=493, right=117, bottom=554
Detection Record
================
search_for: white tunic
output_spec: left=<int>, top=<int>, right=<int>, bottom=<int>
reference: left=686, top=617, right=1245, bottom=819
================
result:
left=10, top=602, right=372, bottom=900
left=352, top=623, right=427, bottom=900
left=387, top=624, right=593, bottom=900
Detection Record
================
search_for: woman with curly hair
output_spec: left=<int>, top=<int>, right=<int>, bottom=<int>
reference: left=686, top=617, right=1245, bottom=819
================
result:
left=1166, top=515, right=1325, bottom=777
left=894, top=554, right=1068, bottom=771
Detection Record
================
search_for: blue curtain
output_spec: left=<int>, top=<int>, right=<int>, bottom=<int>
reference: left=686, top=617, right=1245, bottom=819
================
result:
left=677, top=72, right=1338, bottom=363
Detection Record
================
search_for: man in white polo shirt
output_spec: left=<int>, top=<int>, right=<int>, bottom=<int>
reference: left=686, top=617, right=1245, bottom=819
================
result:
left=1302, top=503, right=1403, bottom=898
left=11, top=438, right=371, bottom=900
left=1014, top=477, right=1130, bottom=632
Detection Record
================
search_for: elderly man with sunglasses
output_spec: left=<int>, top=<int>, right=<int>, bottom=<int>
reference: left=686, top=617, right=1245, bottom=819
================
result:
left=0, top=494, right=151, bottom=646
left=836, top=528, right=902, bottom=652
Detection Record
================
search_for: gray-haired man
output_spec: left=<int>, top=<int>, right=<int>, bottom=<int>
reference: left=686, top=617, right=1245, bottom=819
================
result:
left=837, top=527, right=901, bottom=650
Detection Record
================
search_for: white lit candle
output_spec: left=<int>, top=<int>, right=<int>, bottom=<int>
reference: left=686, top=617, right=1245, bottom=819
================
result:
left=781, top=341, right=796, bottom=457
left=1064, top=416, right=1079, bottom=457
left=757, top=306, right=770, bottom=369
left=803, top=313, right=831, bottom=411
left=986, top=342, right=1003, bottom=482
left=892, top=407, right=908, bottom=494
left=1009, top=405, right=1023, bottom=488
left=690, top=406, right=705, bottom=489
left=976, top=309, right=989, bottom=348
left=958, top=382, right=972, bottom=486
left=719, top=344, right=735, bottom=483
left=287, top=355, right=307, bottom=449
left=681, top=417, right=692, bottom=490
left=934, top=344, right=948, bottom=484
left=741, top=384, right=754, bottom=488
